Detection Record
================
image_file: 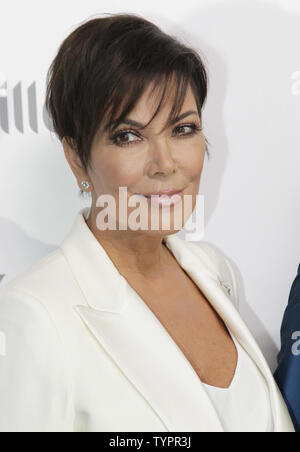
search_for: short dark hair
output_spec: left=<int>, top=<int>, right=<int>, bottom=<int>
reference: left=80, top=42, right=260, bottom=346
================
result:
left=45, top=12, right=209, bottom=174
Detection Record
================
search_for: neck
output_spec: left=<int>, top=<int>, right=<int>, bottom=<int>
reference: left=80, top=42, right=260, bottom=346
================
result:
left=85, top=209, right=174, bottom=280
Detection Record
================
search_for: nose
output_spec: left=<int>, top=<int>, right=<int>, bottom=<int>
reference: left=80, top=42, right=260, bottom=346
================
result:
left=148, top=140, right=178, bottom=176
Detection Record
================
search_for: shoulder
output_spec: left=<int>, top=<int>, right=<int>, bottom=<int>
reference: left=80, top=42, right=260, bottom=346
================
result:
left=0, top=248, right=74, bottom=383
left=0, top=248, right=66, bottom=294
left=0, top=247, right=82, bottom=350
left=0, top=249, right=69, bottom=352
left=0, top=247, right=78, bottom=310
left=186, top=240, right=239, bottom=309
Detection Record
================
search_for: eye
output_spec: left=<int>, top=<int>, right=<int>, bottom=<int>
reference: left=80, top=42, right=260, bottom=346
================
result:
left=109, top=129, right=142, bottom=147
left=173, top=122, right=202, bottom=137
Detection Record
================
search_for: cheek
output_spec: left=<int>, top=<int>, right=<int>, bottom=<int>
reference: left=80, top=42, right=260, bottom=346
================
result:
left=91, top=152, right=144, bottom=190
left=180, top=142, right=206, bottom=178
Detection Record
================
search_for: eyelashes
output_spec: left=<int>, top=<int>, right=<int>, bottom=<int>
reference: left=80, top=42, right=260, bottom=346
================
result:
left=109, top=122, right=203, bottom=148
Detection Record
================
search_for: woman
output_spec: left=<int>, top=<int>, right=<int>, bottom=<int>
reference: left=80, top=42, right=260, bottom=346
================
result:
left=0, top=13, right=294, bottom=432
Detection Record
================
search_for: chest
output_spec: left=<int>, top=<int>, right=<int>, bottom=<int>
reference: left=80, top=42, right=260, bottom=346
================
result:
left=129, top=271, right=238, bottom=389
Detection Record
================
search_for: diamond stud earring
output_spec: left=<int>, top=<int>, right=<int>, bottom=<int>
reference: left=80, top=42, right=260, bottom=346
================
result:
left=81, top=181, right=90, bottom=190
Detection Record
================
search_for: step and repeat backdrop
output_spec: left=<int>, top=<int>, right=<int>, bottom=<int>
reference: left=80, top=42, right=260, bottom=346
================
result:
left=0, top=0, right=299, bottom=370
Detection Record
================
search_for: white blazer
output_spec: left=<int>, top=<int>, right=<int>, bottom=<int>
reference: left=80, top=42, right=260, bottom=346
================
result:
left=0, top=207, right=294, bottom=432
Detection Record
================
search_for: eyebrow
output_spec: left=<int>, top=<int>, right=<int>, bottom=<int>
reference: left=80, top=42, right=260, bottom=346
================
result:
left=113, top=110, right=200, bottom=130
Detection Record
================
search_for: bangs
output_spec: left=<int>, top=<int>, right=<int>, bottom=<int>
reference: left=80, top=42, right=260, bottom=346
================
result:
left=101, top=71, right=192, bottom=136
left=97, top=68, right=209, bottom=154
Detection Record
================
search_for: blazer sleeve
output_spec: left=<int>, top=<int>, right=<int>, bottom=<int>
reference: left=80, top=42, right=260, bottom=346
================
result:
left=0, top=289, right=75, bottom=432
left=273, top=264, right=300, bottom=432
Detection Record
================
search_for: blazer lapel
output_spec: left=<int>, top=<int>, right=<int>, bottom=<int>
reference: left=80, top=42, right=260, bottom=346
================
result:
left=165, top=235, right=287, bottom=432
left=59, top=207, right=282, bottom=432
left=74, top=285, right=225, bottom=432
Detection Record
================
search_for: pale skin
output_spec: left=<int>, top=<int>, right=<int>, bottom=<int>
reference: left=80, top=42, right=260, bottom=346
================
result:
left=63, top=78, right=238, bottom=388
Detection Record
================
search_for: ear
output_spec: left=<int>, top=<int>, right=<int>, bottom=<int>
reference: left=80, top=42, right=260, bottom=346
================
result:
left=62, top=137, right=88, bottom=184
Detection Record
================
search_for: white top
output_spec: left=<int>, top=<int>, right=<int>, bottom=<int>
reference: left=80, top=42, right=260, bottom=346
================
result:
left=202, top=329, right=274, bottom=432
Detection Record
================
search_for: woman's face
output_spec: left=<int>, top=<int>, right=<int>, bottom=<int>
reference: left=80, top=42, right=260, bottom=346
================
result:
left=71, top=80, right=206, bottom=236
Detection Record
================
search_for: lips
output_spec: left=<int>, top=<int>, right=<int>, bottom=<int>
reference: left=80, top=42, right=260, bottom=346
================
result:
left=143, top=189, right=183, bottom=197
left=143, top=190, right=184, bottom=207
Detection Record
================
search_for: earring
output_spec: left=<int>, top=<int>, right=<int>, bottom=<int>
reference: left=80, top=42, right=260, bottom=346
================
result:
left=81, top=181, right=90, bottom=190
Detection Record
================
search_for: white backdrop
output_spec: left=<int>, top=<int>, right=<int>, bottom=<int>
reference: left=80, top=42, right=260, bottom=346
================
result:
left=0, top=0, right=299, bottom=371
